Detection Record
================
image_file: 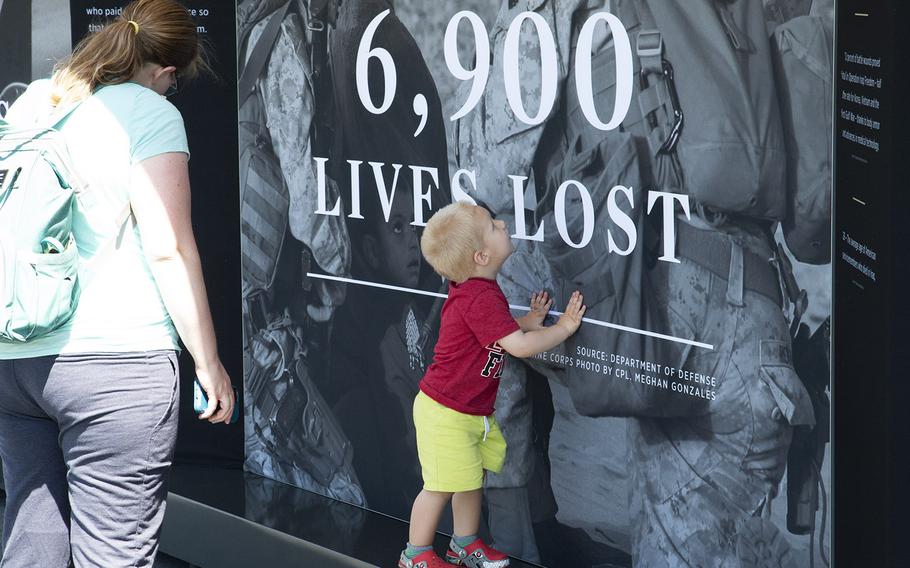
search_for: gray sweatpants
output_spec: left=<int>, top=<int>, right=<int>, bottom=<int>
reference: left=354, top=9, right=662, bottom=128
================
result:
left=0, top=351, right=179, bottom=568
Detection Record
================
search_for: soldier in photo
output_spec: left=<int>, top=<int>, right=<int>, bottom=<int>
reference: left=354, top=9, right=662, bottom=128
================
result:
left=237, top=0, right=365, bottom=506
left=326, top=190, right=432, bottom=520
left=454, top=0, right=832, bottom=566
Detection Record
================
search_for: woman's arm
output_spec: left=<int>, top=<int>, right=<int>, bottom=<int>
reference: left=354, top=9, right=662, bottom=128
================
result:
left=129, top=152, right=234, bottom=424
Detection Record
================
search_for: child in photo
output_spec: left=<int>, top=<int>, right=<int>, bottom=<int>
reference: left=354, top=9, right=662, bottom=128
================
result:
left=329, top=188, right=430, bottom=519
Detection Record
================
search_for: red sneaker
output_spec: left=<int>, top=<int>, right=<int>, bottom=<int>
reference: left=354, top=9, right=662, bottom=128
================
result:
left=399, top=549, right=450, bottom=568
left=445, top=538, right=510, bottom=567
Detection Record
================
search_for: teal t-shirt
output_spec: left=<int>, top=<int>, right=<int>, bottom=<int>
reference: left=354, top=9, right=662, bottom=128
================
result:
left=0, top=80, right=189, bottom=358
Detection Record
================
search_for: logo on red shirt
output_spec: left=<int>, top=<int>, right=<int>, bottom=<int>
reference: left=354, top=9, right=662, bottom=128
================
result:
left=481, top=342, right=505, bottom=378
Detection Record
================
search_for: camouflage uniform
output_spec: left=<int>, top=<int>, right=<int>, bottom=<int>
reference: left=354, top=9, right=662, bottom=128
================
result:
left=238, top=0, right=363, bottom=506
left=238, top=0, right=350, bottom=294
left=630, top=225, right=809, bottom=568
left=455, top=1, right=817, bottom=566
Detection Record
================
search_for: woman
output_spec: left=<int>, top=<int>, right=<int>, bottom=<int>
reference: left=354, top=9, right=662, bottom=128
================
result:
left=0, top=1, right=233, bottom=566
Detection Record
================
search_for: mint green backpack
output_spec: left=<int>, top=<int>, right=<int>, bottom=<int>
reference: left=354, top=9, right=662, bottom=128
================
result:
left=0, top=102, right=130, bottom=343
left=0, top=105, right=85, bottom=342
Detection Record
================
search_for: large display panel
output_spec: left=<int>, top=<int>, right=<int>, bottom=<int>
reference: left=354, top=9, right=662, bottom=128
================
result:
left=240, top=1, right=834, bottom=566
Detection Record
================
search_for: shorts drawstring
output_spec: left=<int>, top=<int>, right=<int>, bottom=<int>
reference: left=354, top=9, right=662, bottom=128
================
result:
left=482, top=415, right=490, bottom=442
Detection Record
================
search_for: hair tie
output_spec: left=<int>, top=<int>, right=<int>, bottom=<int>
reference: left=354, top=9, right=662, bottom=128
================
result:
left=127, top=20, right=139, bottom=35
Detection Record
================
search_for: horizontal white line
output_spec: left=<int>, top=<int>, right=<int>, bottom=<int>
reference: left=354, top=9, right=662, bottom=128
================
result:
left=855, top=12, right=868, bottom=17
left=307, top=273, right=448, bottom=298
left=308, top=273, right=714, bottom=350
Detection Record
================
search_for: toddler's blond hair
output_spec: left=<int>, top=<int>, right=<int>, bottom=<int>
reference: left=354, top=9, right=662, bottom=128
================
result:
left=421, top=201, right=483, bottom=283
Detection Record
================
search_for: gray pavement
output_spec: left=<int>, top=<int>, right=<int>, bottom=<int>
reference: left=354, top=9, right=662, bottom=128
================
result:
left=0, top=492, right=197, bottom=567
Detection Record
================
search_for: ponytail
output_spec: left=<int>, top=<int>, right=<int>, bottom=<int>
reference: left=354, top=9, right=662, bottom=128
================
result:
left=51, top=0, right=206, bottom=107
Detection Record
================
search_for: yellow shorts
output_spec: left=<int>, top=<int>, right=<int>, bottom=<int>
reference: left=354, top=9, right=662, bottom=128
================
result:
left=413, top=391, right=507, bottom=492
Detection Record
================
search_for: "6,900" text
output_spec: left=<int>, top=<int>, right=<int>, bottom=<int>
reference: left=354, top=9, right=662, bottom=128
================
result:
left=356, top=10, right=635, bottom=137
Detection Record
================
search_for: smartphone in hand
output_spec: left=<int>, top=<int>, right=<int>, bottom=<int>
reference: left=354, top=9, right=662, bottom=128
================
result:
left=193, top=378, right=240, bottom=423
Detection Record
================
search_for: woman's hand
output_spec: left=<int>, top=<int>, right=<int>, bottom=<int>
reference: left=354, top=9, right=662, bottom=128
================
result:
left=195, top=360, right=235, bottom=424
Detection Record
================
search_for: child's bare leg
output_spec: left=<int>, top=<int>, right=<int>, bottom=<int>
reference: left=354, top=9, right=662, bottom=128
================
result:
left=409, top=489, right=453, bottom=546
left=452, top=488, right=482, bottom=538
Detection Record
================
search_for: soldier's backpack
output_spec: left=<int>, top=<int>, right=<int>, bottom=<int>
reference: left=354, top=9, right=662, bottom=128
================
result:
left=562, top=0, right=788, bottom=217
left=772, top=15, right=834, bottom=265
left=238, top=0, right=292, bottom=303
left=0, top=106, right=84, bottom=342
left=237, top=0, right=337, bottom=316
left=0, top=101, right=132, bottom=343
left=539, top=0, right=789, bottom=417
left=538, top=135, right=686, bottom=417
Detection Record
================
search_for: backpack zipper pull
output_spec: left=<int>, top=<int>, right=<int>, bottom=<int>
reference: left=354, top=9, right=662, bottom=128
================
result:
left=716, top=1, right=754, bottom=52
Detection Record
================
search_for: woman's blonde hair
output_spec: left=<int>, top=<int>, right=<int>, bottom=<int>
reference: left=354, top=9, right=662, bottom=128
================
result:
left=420, top=202, right=484, bottom=283
left=51, top=0, right=208, bottom=106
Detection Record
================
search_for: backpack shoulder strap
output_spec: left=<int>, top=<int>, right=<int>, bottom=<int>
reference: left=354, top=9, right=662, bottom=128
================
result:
left=635, top=0, right=663, bottom=74
left=39, top=99, right=92, bottom=196
left=45, top=100, right=85, bottom=131
left=238, top=1, right=292, bottom=106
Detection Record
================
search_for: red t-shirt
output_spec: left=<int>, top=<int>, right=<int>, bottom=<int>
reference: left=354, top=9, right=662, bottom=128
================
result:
left=419, top=278, right=520, bottom=416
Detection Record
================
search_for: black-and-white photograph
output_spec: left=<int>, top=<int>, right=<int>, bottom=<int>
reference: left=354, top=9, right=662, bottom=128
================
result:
left=239, top=1, right=834, bottom=566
